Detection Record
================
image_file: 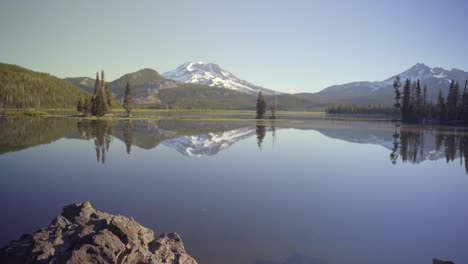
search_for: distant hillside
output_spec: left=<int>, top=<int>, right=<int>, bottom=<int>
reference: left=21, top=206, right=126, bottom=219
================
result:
left=111, top=68, right=167, bottom=88
left=147, top=85, right=323, bottom=110
left=0, top=63, right=91, bottom=109
left=63, top=77, right=96, bottom=93
left=66, top=69, right=179, bottom=104
left=156, top=84, right=255, bottom=110
left=65, top=68, right=323, bottom=110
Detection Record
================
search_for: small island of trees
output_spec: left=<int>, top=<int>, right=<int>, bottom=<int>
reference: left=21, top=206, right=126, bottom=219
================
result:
left=77, top=71, right=133, bottom=118
left=77, top=70, right=113, bottom=117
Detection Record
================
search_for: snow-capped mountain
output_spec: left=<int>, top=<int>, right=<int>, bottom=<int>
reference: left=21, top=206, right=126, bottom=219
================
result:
left=162, top=61, right=279, bottom=95
left=307, top=63, right=468, bottom=104
left=162, top=127, right=258, bottom=157
left=383, top=63, right=467, bottom=87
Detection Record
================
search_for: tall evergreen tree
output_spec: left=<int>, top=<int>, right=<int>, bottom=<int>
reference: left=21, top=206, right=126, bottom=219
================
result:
left=423, top=84, right=428, bottom=119
left=393, top=75, right=402, bottom=110
left=95, top=87, right=109, bottom=116
left=414, top=80, right=423, bottom=120
left=436, top=90, right=447, bottom=123
left=401, top=79, right=412, bottom=121
left=446, top=80, right=459, bottom=121
left=256, top=91, right=266, bottom=119
left=90, top=70, right=110, bottom=116
left=101, top=70, right=105, bottom=86
left=123, top=81, right=133, bottom=117
left=462, top=80, right=468, bottom=125
left=92, top=72, right=100, bottom=115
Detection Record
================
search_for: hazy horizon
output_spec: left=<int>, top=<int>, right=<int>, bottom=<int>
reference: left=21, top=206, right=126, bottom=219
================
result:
left=1, top=0, right=467, bottom=93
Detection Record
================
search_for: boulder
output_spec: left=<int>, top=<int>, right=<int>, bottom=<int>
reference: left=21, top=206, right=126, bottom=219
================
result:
left=0, top=201, right=197, bottom=264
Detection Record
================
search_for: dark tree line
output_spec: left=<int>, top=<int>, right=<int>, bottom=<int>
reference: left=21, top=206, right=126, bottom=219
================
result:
left=327, top=104, right=398, bottom=116
left=77, top=70, right=114, bottom=117
left=394, top=76, right=468, bottom=125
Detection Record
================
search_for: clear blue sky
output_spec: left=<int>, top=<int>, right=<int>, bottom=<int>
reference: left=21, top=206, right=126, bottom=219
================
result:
left=1, top=0, right=467, bottom=93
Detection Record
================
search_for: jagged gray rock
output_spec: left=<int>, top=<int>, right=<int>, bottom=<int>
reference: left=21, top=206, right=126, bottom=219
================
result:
left=0, top=201, right=197, bottom=264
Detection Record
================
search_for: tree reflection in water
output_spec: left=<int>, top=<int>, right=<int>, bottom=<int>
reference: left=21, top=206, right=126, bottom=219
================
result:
left=256, top=122, right=266, bottom=149
left=391, top=124, right=468, bottom=173
left=77, top=120, right=114, bottom=164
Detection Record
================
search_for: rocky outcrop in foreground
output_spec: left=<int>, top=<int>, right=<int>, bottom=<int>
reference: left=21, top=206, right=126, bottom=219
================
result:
left=0, top=201, right=197, bottom=264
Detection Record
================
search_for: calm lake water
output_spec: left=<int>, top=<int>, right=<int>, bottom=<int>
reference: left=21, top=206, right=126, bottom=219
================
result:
left=1, top=117, right=468, bottom=264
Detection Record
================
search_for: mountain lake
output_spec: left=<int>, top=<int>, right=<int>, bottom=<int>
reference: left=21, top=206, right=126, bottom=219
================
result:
left=0, top=115, right=467, bottom=264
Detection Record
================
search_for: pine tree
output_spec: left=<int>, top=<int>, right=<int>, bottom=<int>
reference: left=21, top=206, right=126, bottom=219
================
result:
left=423, top=84, right=428, bottom=120
left=401, top=79, right=412, bottom=121
left=123, top=81, right=133, bottom=117
left=256, top=91, right=266, bottom=119
left=436, top=90, right=447, bottom=123
left=92, top=72, right=100, bottom=115
left=393, top=75, right=402, bottom=110
left=95, top=86, right=109, bottom=116
left=94, top=72, right=100, bottom=95
left=446, top=80, right=459, bottom=121
left=91, top=70, right=110, bottom=116
left=101, top=70, right=105, bottom=86
left=415, top=80, right=423, bottom=120
left=462, top=80, right=468, bottom=125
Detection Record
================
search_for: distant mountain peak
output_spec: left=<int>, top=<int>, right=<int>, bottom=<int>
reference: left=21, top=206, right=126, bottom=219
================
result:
left=162, top=62, right=279, bottom=95
left=384, top=63, right=452, bottom=84
left=314, top=63, right=468, bottom=105
left=110, top=68, right=167, bottom=87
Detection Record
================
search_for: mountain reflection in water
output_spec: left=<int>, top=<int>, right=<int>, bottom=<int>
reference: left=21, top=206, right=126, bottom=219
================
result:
left=1, top=117, right=468, bottom=173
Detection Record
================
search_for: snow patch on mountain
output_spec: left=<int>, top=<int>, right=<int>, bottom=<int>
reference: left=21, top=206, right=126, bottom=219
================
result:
left=162, top=61, right=279, bottom=95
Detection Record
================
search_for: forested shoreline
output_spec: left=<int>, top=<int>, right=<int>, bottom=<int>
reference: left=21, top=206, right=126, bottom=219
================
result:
left=327, top=76, right=468, bottom=126
left=393, top=76, right=468, bottom=125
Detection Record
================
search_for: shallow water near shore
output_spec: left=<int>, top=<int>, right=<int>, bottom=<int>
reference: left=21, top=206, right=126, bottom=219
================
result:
left=1, top=116, right=468, bottom=264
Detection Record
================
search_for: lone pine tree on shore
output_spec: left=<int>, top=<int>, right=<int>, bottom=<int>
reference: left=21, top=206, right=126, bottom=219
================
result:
left=401, top=79, right=412, bottom=121
left=256, top=91, right=266, bottom=119
left=393, top=75, right=402, bottom=110
left=123, top=81, right=133, bottom=117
